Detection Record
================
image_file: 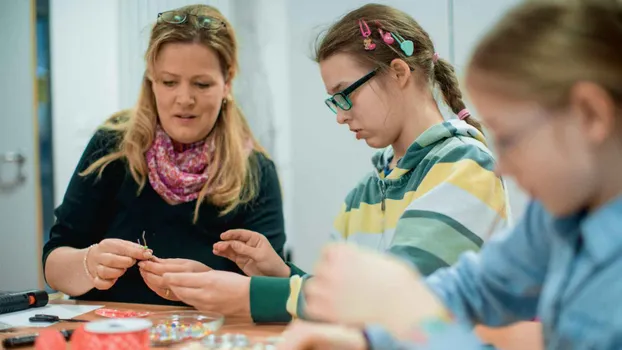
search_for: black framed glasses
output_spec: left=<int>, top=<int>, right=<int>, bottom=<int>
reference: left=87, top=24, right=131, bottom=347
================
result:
left=157, top=11, right=226, bottom=30
left=325, top=68, right=378, bottom=114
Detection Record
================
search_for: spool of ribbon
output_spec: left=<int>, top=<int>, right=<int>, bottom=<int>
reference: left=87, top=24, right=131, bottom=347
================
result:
left=35, top=318, right=152, bottom=350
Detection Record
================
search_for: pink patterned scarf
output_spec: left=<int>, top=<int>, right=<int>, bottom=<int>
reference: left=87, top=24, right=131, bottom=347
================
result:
left=146, top=126, right=214, bottom=204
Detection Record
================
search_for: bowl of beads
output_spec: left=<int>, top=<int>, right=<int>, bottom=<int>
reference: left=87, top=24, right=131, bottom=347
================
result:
left=147, top=310, right=224, bottom=346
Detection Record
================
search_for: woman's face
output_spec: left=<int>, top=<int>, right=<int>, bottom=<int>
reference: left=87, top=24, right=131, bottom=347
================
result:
left=152, top=42, right=230, bottom=144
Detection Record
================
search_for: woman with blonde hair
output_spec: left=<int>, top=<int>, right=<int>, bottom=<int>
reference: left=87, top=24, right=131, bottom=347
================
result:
left=42, top=4, right=285, bottom=314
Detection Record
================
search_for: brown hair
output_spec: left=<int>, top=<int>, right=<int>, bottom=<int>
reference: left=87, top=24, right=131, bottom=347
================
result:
left=82, top=4, right=266, bottom=222
left=315, top=3, right=483, bottom=133
left=468, top=0, right=622, bottom=109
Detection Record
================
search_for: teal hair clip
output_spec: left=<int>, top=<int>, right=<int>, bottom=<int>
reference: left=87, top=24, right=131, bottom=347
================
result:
left=390, top=32, right=414, bottom=56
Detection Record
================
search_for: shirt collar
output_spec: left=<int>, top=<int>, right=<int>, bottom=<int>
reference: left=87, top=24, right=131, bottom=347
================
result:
left=553, top=195, right=622, bottom=264
left=580, top=195, right=622, bottom=264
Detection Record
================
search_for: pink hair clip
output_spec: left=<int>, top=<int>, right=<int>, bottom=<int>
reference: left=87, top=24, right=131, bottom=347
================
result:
left=358, top=19, right=376, bottom=51
left=375, top=21, right=394, bottom=44
left=433, top=52, right=440, bottom=63
left=457, top=108, right=470, bottom=120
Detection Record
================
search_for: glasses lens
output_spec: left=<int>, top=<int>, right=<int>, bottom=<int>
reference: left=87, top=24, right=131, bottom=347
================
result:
left=325, top=99, right=338, bottom=114
left=333, top=94, right=351, bottom=111
left=159, top=12, right=186, bottom=24
left=197, top=16, right=224, bottom=29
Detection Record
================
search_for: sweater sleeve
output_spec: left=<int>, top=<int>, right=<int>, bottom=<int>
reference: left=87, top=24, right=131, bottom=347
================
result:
left=388, top=143, right=507, bottom=276
left=42, top=129, right=124, bottom=282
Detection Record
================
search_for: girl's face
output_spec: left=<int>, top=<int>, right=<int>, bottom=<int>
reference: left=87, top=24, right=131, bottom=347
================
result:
left=466, top=75, right=611, bottom=217
left=319, top=53, right=406, bottom=149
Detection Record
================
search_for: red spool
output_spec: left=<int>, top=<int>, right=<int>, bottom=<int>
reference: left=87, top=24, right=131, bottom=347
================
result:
left=71, top=318, right=152, bottom=350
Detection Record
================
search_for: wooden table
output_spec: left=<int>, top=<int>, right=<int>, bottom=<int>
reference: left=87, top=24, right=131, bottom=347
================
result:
left=0, top=299, right=285, bottom=349
left=0, top=299, right=542, bottom=350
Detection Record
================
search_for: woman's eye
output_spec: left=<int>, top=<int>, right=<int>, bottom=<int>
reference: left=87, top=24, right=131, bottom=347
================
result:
left=163, top=81, right=176, bottom=87
left=196, top=82, right=211, bottom=89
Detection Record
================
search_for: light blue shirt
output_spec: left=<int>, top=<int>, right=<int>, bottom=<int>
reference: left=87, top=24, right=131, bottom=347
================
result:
left=367, top=197, right=622, bottom=349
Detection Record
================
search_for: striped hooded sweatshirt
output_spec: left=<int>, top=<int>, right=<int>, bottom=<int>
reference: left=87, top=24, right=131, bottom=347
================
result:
left=249, top=120, right=510, bottom=323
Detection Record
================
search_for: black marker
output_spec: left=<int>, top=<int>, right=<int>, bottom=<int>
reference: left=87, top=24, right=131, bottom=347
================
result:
left=2, top=329, right=74, bottom=348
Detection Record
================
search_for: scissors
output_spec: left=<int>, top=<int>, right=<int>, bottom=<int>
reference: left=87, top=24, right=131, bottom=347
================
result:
left=28, top=314, right=88, bottom=323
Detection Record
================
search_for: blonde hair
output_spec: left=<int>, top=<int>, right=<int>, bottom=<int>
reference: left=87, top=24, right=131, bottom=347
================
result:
left=467, top=0, right=622, bottom=109
left=82, top=4, right=266, bottom=222
left=315, top=3, right=484, bottom=133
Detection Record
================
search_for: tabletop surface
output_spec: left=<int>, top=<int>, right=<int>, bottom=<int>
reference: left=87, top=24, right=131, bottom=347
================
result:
left=0, top=298, right=543, bottom=350
left=0, top=299, right=285, bottom=349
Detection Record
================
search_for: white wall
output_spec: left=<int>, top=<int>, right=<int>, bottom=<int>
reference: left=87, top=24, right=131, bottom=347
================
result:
left=49, top=0, right=528, bottom=272
left=50, top=0, right=121, bottom=203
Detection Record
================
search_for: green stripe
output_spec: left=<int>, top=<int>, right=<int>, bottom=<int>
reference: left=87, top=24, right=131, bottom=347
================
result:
left=287, top=262, right=307, bottom=277
left=444, top=121, right=458, bottom=135
left=405, top=141, right=495, bottom=183
left=434, top=141, right=495, bottom=170
left=249, top=276, right=291, bottom=323
left=400, top=209, right=484, bottom=247
left=389, top=245, right=450, bottom=276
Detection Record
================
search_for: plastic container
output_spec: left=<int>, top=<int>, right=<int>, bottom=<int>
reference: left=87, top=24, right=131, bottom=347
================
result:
left=146, top=310, right=224, bottom=346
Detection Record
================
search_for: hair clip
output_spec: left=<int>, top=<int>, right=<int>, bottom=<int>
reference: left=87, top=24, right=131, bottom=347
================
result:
left=375, top=22, right=395, bottom=45
left=390, top=32, right=414, bottom=56
left=457, top=108, right=470, bottom=120
left=358, top=19, right=376, bottom=51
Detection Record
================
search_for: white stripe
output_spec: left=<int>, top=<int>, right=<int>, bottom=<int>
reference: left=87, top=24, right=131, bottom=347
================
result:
left=331, top=228, right=396, bottom=253
left=404, top=182, right=507, bottom=241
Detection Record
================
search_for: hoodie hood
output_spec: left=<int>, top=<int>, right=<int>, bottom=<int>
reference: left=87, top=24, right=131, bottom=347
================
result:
left=372, top=119, right=488, bottom=180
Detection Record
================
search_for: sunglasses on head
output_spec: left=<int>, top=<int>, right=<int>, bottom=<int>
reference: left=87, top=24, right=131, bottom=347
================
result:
left=157, top=11, right=226, bottom=30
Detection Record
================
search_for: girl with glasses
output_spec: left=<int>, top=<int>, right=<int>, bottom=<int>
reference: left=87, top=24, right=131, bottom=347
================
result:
left=207, top=3, right=509, bottom=325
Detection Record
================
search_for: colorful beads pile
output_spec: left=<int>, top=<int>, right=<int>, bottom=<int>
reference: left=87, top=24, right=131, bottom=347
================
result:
left=150, top=320, right=215, bottom=344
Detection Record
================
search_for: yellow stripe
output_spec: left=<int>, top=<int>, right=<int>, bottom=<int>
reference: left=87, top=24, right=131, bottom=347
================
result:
left=333, top=159, right=506, bottom=238
left=286, top=275, right=303, bottom=318
left=417, top=160, right=506, bottom=218
left=386, top=167, right=409, bottom=180
left=333, top=193, right=416, bottom=237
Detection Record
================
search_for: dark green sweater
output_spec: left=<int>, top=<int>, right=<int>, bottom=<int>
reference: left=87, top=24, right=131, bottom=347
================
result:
left=43, top=130, right=286, bottom=313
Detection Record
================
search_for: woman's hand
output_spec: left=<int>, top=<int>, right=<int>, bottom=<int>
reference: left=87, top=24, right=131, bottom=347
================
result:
left=213, top=229, right=290, bottom=277
left=138, top=258, right=211, bottom=301
left=163, top=270, right=252, bottom=319
left=277, top=320, right=367, bottom=350
left=86, top=238, right=153, bottom=290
